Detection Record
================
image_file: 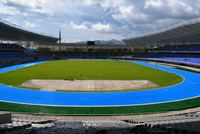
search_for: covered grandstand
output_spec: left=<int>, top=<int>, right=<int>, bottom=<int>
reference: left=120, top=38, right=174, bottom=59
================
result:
left=0, top=19, right=59, bottom=67
left=123, top=17, right=200, bottom=48
left=0, top=19, right=59, bottom=44
left=122, top=18, right=200, bottom=67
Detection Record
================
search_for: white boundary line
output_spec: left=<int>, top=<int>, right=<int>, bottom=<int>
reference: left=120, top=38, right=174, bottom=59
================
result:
left=0, top=95, right=199, bottom=108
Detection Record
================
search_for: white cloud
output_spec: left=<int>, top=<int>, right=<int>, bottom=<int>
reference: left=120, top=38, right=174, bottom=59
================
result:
left=100, top=0, right=148, bottom=24
left=70, top=21, right=89, bottom=30
left=1, top=0, right=50, bottom=14
left=112, top=5, right=148, bottom=24
left=168, top=0, right=199, bottom=15
left=1, top=0, right=200, bottom=41
left=82, top=0, right=94, bottom=6
left=91, top=22, right=112, bottom=32
left=24, top=21, right=37, bottom=28
left=144, top=0, right=199, bottom=16
left=0, top=3, right=19, bottom=15
left=70, top=21, right=113, bottom=33
left=144, top=0, right=163, bottom=9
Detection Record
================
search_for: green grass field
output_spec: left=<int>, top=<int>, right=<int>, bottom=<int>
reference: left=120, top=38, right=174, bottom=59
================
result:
left=0, top=97, right=199, bottom=115
left=0, top=60, right=183, bottom=90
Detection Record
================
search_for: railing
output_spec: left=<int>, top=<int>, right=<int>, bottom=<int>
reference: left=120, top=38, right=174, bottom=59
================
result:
left=6, top=106, right=200, bottom=122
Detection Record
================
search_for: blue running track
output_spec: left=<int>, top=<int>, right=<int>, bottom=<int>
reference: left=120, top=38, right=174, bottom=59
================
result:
left=0, top=60, right=199, bottom=107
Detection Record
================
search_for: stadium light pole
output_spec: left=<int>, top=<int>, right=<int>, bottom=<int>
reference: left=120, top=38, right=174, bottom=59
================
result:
left=59, top=30, right=62, bottom=51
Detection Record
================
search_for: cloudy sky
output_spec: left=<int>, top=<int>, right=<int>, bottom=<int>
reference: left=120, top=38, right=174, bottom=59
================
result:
left=0, top=0, right=200, bottom=42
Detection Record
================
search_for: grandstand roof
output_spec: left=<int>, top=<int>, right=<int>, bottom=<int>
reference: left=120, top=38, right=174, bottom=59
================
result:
left=123, top=18, right=200, bottom=48
left=0, top=19, right=59, bottom=44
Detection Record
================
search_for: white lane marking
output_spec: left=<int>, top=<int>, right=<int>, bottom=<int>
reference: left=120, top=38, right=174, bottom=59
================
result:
left=24, top=63, right=36, bottom=67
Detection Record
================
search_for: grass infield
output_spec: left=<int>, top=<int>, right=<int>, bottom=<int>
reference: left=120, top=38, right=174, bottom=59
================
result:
left=0, top=60, right=183, bottom=90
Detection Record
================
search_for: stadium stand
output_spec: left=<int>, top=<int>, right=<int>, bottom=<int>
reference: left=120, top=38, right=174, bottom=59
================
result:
left=0, top=112, right=200, bottom=134
left=123, top=17, right=200, bottom=48
left=0, top=19, right=60, bottom=67
left=147, top=44, right=200, bottom=65
left=123, top=18, right=200, bottom=67
left=0, top=43, right=35, bottom=67
left=149, top=57, right=200, bottom=65
left=0, top=19, right=59, bottom=44
left=124, top=112, right=200, bottom=134
left=154, top=44, right=200, bottom=52
left=0, top=43, right=25, bottom=50
left=132, top=52, right=200, bottom=65
left=36, top=46, right=133, bottom=59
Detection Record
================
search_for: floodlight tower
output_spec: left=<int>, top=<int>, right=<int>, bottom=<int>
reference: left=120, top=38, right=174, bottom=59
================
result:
left=59, top=30, right=62, bottom=51
left=59, top=30, right=62, bottom=44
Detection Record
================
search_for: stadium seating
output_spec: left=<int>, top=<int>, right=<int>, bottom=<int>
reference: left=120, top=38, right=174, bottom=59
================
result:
left=149, top=57, right=200, bottom=65
left=133, top=53, right=200, bottom=65
left=0, top=52, right=32, bottom=59
left=0, top=43, right=35, bottom=67
left=0, top=112, right=199, bottom=134
left=36, top=49, right=133, bottom=60
left=124, top=112, right=200, bottom=134
left=154, top=44, right=200, bottom=52
left=0, top=43, right=25, bottom=50
left=132, top=44, right=200, bottom=65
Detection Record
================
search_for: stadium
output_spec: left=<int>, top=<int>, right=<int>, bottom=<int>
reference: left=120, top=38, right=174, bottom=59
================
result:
left=0, top=7, right=200, bottom=134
